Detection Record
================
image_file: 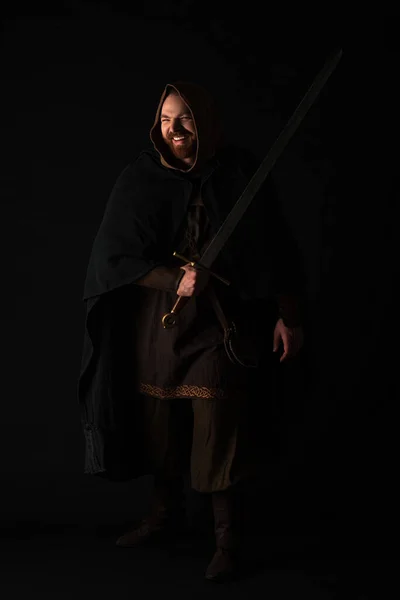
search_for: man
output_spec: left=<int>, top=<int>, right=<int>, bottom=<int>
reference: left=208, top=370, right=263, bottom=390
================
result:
left=78, top=81, right=306, bottom=582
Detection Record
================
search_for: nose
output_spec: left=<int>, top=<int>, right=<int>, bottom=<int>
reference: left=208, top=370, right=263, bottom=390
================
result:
left=170, top=118, right=185, bottom=133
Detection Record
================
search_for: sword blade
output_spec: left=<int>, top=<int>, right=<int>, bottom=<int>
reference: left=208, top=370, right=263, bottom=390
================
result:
left=198, top=47, right=343, bottom=270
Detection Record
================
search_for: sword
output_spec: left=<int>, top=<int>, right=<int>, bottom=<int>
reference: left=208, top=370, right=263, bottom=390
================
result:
left=162, top=47, right=343, bottom=328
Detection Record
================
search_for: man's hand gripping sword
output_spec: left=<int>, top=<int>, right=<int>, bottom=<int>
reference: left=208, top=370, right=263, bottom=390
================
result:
left=161, top=252, right=230, bottom=329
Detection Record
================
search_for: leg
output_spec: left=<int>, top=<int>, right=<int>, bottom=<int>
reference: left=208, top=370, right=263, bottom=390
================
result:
left=116, top=396, right=191, bottom=547
left=205, top=485, right=245, bottom=582
left=191, top=393, right=248, bottom=581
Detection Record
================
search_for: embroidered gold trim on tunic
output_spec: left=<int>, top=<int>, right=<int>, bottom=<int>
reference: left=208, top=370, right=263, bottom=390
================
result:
left=139, top=382, right=227, bottom=400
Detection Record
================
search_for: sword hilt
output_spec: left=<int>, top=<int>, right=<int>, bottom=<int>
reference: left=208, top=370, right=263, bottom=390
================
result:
left=162, top=296, right=190, bottom=329
left=161, top=251, right=230, bottom=329
left=172, top=252, right=231, bottom=286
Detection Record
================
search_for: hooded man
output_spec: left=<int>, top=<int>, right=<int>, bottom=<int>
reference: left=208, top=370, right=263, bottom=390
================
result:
left=78, top=81, right=306, bottom=582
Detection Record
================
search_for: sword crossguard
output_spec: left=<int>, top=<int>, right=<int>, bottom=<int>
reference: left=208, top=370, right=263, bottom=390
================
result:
left=161, top=251, right=230, bottom=329
left=173, top=252, right=231, bottom=286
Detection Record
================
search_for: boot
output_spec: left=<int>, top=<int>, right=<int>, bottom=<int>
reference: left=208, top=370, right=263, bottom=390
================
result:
left=116, top=477, right=186, bottom=547
left=205, top=487, right=243, bottom=582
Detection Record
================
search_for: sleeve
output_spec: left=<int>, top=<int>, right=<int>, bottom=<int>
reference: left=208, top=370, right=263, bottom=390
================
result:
left=83, top=162, right=169, bottom=300
left=134, top=265, right=185, bottom=291
left=237, top=147, right=308, bottom=327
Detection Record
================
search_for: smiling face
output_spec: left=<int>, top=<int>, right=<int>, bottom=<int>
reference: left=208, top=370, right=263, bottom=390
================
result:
left=160, top=92, right=197, bottom=166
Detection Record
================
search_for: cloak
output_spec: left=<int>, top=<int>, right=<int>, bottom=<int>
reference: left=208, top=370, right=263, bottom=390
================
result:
left=78, top=81, right=306, bottom=481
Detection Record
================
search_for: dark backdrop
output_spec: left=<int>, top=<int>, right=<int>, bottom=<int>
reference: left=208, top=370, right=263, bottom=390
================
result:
left=2, top=1, right=398, bottom=568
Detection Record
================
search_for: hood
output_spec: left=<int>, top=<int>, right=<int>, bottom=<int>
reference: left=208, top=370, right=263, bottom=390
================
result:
left=149, top=81, right=224, bottom=176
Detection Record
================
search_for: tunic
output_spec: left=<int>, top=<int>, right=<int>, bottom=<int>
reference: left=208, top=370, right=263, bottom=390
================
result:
left=132, top=179, right=250, bottom=400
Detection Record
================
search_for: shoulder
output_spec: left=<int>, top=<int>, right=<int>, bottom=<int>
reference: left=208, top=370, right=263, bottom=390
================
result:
left=216, top=143, right=261, bottom=174
left=113, top=147, right=163, bottom=187
left=218, top=144, right=279, bottom=191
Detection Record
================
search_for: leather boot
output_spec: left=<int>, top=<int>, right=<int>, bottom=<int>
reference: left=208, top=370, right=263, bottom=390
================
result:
left=116, top=477, right=186, bottom=547
left=205, top=487, right=243, bottom=582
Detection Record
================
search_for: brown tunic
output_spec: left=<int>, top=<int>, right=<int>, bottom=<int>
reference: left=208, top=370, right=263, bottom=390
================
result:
left=133, top=182, right=249, bottom=400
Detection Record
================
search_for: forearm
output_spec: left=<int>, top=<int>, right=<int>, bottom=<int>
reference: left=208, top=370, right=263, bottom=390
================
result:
left=275, top=292, right=304, bottom=328
left=134, top=266, right=185, bottom=292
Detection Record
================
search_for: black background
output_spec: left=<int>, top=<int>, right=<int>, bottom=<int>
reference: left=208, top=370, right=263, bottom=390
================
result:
left=2, top=2, right=398, bottom=596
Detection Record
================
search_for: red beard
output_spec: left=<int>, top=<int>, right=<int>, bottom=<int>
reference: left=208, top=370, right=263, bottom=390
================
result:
left=166, top=135, right=196, bottom=160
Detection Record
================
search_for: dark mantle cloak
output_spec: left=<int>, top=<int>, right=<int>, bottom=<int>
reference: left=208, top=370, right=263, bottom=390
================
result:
left=78, top=83, right=306, bottom=482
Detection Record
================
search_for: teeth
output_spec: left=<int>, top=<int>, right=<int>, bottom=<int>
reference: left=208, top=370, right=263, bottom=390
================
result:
left=173, top=137, right=185, bottom=140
